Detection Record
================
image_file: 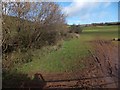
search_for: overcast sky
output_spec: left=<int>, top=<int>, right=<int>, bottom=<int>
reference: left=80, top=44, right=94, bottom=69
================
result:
left=58, top=1, right=118, bottom=25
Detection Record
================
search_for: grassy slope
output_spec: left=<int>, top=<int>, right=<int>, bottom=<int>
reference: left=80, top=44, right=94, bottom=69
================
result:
left=17, top=38, right=90, bottom=73
left=16, top=25, right=118, bottom=74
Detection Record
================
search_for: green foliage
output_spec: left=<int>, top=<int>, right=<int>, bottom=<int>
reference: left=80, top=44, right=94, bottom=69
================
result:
left=2, top=50, right=32, bottom=72
left=2, top=2, right=68, bottom=53
left=2, top=2, right=68, bottom=76
left=16, top=38, right=89, bottom=73
left=2, top=2, right=119, bottom=85
left=15, top=25, right=118, bottom=74
left=69, top=24, right=83, bottom=34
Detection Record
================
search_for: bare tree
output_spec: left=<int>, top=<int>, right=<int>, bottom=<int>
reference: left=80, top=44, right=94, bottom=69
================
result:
left=2, top=2, right=67, bottom=50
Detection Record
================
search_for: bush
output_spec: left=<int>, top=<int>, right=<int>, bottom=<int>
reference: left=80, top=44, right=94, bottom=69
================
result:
left=2, top=2, right=68, bottom=73
left=2, top=2, right=68, bottom=52
left=2, top=49, right=32, bottom=72
left=69, top=25, right=83, bottom=34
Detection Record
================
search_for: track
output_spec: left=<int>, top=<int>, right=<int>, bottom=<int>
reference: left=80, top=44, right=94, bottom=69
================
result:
left=45, top=40, right=119, bottom=88
left=7, top=40, right=119, bottom=89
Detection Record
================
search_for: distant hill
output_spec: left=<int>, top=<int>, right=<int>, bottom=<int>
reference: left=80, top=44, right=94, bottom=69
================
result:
left=82, top=22, right=120, bottom=27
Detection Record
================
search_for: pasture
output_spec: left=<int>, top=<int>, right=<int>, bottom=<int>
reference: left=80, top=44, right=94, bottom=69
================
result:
left=15, top=25, right=118, bottom=75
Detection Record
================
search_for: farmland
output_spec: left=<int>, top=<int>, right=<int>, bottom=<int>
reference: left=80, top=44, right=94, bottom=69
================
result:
left=2, top=2, right=119, bottom=89
left=3, top=23, right=119, bottom=88
left=15, top=25, right=118, bottom=74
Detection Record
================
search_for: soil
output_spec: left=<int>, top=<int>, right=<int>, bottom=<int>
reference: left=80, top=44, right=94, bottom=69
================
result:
left=5, top=40, right=118, bottom=89
left=23, top=40, right=119, bottom=89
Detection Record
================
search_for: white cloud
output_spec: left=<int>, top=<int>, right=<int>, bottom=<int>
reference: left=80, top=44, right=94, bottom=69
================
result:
left=62, top=1, right=111, bottom=20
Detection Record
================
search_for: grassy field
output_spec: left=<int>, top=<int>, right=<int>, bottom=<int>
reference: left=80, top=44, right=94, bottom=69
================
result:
left=82, top=25, right=118, bottom=40
left=15, top=25, right=118, bottom=74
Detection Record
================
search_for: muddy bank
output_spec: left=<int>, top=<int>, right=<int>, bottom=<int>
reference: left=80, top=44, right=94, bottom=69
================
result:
left=34, top=40, right=119, bottom=88
left=8, top=40, right=118, bottom=89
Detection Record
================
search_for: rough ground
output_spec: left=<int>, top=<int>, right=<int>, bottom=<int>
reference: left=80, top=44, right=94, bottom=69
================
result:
left=3, top=40, right=118, bottom=89
left=22, top=40, right=119, bottom=89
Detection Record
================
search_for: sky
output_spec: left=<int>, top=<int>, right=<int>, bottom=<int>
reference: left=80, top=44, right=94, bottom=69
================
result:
left=58, top=1, right=118, bottom=25
left=2, top=0, right=119, bottom=25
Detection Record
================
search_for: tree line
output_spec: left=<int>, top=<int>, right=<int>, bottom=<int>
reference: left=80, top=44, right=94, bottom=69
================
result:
left=2, top=2, right=68, bottom=53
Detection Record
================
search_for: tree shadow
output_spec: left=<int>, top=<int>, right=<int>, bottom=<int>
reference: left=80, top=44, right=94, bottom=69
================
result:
left=2, top=71, right=46, bottom=89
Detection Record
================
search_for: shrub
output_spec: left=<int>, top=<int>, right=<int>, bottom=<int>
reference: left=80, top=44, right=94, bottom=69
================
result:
left=69, top=25, right=83, bottom=34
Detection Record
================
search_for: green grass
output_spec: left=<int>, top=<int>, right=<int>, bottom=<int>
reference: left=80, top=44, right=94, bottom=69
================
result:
left=83, top=25, right=118, bottom=31
left=82, top=25, right=118, bottom=40
left=16, top=25, right=118, bottom=74
left=16, top=38, right=90, bottom=73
